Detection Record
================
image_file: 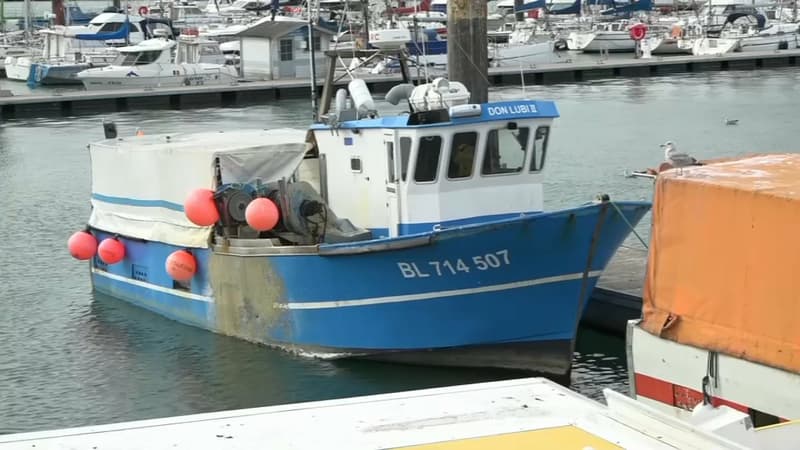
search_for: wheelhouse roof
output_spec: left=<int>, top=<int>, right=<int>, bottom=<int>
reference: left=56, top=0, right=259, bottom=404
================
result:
left=310, top=100, right=559, bottom=130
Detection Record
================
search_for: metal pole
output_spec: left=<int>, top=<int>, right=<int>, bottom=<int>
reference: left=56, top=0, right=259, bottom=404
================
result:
left=308, top=4, right=318, bottom=121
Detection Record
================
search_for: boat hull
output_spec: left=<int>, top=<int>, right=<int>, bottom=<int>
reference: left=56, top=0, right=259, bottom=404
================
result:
left=567, top=32, right=636, bottom=53
left=79, top=66, right=239, bottom=90
left=28, top=62, right=94, bottom=86
left=490, top=41, right=556, bottom=67
left=89, top=201, right=650, bottom=375
left=739, top=32, right=799, bottom=52
left=3, top=56, right=30, bottom=81
left=627, top=321, right=800, bottom=425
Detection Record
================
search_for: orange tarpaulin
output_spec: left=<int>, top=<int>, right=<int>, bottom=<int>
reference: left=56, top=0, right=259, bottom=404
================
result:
left=642, top=154, right=800, bottom=374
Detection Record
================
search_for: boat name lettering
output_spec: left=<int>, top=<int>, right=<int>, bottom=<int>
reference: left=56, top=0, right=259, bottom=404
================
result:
left=487, top=104, right=537, bottom=116
left=397, top=250, right=510, bottom=278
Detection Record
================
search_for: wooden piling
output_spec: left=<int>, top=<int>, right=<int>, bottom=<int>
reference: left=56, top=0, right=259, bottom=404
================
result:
left=51, top=0, right=65, bottom=25
left=447, top=0, right=489, bottom=104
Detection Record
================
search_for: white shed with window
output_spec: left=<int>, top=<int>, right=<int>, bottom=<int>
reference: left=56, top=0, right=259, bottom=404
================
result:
left=234, top=15, right=333, bottom=80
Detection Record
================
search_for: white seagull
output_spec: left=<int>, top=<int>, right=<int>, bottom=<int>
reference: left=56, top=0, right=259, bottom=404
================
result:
left=660, top=141, right=699, bottom=174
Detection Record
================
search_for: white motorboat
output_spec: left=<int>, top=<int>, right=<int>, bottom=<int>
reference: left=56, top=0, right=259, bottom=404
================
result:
left=76, top=35, right=239, bottom=91
left=5, top=26, right=121, bottom=84
left=567, top=20, right=638, bottom=53
left=490, top=21, right=557, bottom=68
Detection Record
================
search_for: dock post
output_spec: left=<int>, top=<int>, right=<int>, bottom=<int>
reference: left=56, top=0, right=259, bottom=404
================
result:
left=51, top=0, right=65, bottom=25
left=447, top=0, right=489, bottom=103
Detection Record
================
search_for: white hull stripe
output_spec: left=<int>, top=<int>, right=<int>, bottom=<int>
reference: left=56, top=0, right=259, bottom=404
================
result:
left=92, top=268, right=214, bottom=303
left=92, top=268, right=603, bottom=310
left=281, top=270, right=603, bottom=310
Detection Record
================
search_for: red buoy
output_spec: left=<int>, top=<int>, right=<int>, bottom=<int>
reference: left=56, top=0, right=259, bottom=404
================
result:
left=98, top=238, right=126, bottom=264
left=629, top=23, right=648, bottom=41
left=184, top=188, right=219, bottom=226
left=245, top=198, right=280, bottom=231
left=68, top=230, right=98, bottom=260
left=165, top=250, right=196, bottom=282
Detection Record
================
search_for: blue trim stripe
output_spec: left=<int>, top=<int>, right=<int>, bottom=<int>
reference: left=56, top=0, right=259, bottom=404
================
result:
left=91, top=193, right=184, bottom=212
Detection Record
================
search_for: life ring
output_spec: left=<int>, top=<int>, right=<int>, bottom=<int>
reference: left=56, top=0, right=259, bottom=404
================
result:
left=670, top=25, right=682, bottom=39
left=629, top=24, right=647, bottom=41
left=138, top=5, right=149, bottom=15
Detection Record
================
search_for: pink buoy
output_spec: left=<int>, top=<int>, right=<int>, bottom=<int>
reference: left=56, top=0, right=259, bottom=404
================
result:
left=68, top=230, right=98, bottom=260
left=165, top=250, right=197, bottom=282
left=245, top=197, right=280, bottom=231
left=184, top=188, right=219, bottom=226
left=98, top=238, right=126, bottom=264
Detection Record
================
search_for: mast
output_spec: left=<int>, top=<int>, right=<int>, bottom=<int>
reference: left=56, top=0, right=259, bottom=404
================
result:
left=307, top=0, right=319, bottom=120
left=23, top=0, right=29, bottom=39
left=125, top=0, right=130, bottom=45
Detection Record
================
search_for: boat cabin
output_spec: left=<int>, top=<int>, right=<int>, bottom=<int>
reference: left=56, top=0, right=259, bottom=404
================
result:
left=309, top=78, right=557, bottom=237
left=83, top=13, right=176, bottom=45
left=110, top=39, right=174, bottom=66
left=175, top=35, right=226, bottom=65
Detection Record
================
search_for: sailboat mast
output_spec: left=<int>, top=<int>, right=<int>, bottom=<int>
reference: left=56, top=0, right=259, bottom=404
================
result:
left=23, top=0, right=29, bottom=38
left=308, top=0, right=319, bottom=120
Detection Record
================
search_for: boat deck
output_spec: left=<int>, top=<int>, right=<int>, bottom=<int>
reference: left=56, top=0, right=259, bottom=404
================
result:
left=585, top=245, right=648, bottom=336
left=0, top=377, right=746, bottom=449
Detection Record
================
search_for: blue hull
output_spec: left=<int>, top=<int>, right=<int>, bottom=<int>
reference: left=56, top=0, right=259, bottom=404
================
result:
left=90, top=200, right=650, bottom=374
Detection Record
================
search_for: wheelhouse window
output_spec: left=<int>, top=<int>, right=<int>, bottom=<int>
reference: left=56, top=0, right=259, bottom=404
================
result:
left=448, top=132, right=478, bottom=179
left=113, top=50, right=162, bottom=66
left=414, top=136, right=442, bottom=183
left=530, top=126, right=550, bottom=172
left=482, top=125, right=529, bottom=175
left=280, top=39, right=293, bottom=61
left=399, top=137, right=412, bottom=181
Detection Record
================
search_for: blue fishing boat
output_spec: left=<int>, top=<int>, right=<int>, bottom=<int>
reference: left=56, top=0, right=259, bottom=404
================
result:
left=70, top=51, right=649, bottom=378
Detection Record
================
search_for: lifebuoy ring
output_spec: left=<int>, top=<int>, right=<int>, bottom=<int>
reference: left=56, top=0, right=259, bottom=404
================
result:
left=138, top=6, right=149, bottom=15
left=629, top=23, right=647, bottom=41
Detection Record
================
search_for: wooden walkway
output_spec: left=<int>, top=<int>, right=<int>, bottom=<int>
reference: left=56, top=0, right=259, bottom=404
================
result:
left=584, top=245, right=648, bottom=336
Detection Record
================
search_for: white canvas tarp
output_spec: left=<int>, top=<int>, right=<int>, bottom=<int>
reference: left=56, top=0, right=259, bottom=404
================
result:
left=88, top=128, right=309, bottom=248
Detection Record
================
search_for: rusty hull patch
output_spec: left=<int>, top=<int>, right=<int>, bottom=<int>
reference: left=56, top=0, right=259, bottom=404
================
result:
left=208, top=253, right=292, bottom=345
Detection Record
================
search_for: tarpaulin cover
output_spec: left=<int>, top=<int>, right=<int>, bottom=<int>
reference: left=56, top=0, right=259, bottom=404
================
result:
left=88, top=128, right=308, bottom=248
left=642, top=154, right=800, bottom=373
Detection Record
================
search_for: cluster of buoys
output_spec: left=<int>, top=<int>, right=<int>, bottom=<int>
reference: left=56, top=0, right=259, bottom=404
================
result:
left=183, top=187, right=280, bottom=232
left=67, top=188, right=280, bottom=286
left=68, top=230, right=127, bottom=264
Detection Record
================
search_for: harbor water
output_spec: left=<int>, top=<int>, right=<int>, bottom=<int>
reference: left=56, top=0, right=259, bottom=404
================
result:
left=2, top=67, right=799, bottom=435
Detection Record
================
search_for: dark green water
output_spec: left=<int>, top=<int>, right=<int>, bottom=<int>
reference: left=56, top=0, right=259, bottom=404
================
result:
left=2, top=67, right=798, bottom=434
